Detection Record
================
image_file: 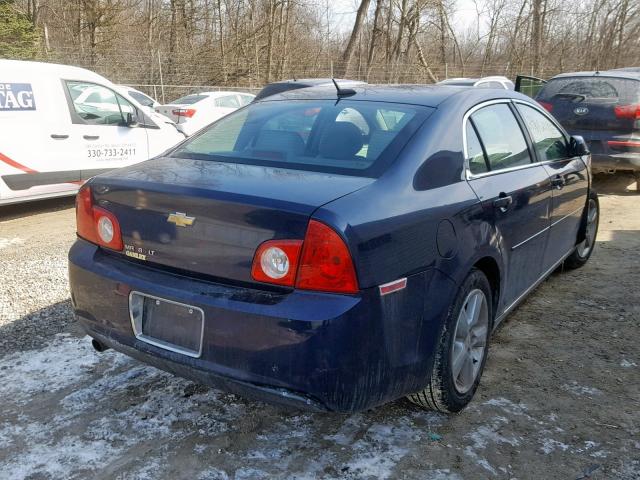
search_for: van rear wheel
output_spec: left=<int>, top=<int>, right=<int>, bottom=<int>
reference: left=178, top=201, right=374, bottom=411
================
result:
left=407, top=269, right=492, bottom=413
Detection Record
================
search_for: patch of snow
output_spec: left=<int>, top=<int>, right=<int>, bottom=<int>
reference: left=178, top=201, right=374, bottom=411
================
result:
left=463, top=446, right=497, bottom=475
left=1, top=435, right=121, bottom=479
left=466, top=416, right=520, bottom=450
left=540, top=438, right=570, bottom=454
left=343, top=419, right=422, bottom=479
left=420, top=470, right=463, bottom=480
left=323, top=413, right=364, bottom=446
left=561, top=381, right=603, bottom=397
left=198, top=468, right=230, bottom=480
left=484, top=397, right=535, bottom=421
left=0, top=334, right=102, bottom=402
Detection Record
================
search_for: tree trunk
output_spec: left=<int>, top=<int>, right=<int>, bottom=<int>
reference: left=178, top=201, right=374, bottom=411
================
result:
left=366, top=0, right=382, bottom=81
left=336, top=0, right=371, bottom=77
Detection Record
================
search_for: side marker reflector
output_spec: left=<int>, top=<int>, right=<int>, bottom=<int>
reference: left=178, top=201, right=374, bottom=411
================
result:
left=379, top=278, right=407, bottom=296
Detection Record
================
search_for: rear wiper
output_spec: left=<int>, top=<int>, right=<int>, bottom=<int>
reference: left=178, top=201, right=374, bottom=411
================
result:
left=551, top=93, right=587, bottom=103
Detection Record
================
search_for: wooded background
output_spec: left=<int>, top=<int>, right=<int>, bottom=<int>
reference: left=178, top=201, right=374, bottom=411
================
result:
left=2, top=0, right=639, bottom=101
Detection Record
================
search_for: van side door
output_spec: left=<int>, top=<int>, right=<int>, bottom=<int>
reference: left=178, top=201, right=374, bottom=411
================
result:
left=62, top=80, right=149, bottom=181
left=465, top=101, right=553, bottom=311
left=0, top=78, right=81, bottom=200
left=514, top=101, right=589, bottom=269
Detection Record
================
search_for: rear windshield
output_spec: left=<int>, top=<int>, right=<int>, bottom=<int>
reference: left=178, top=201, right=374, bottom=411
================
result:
left=170, top=100, right=431, bottom=177
left=129, top=91, right=155, bottom=107
left=172, top=94, right=209, bottom=105
left=537, top=77, right=640, bottom=104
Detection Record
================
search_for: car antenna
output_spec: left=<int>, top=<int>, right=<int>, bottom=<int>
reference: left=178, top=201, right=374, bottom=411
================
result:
left=331, top=78, right=356, bottom=97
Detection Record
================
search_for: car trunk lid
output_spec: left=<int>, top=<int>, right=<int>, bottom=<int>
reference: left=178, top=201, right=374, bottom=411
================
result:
left=90, top=157, right=373, bottom=285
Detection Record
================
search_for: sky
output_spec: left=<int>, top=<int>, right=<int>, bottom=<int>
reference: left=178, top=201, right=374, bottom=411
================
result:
left=328, top=0, right=479, bottom=35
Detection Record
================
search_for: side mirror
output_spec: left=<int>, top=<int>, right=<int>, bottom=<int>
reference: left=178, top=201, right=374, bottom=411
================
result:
left=569, top=135, right=589, bottom=157
left=126, top=111, right=139, bottom=128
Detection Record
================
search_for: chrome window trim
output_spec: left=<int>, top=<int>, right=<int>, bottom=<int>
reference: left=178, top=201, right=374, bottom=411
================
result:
left=462, top=99, right=512, bottom=180
left=462, top=98, right=576, bottom=181
left=129, top=291, right=205, bottom=358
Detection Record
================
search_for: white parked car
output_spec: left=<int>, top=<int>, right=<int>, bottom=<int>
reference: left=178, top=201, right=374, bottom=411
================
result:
left=0, top=59, right=185, bottom=206
left=115, top=85, right=160, bottom=114
left=437, top=76, right=515, bottom=90
left=156, top=91, right=255, bottom=136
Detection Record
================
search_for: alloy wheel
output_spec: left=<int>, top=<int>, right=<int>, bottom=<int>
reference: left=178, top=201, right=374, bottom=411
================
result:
left=451, top=289, right=489, bottom=394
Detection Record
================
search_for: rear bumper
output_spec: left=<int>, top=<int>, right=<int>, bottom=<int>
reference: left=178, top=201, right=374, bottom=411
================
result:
left=68, top=239, right=456, bottom=412
left=591, top=153, right=640, bottom=172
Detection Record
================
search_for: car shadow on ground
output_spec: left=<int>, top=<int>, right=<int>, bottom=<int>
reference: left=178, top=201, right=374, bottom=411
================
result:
left=0, top=196, right=76, bottom=221
left=593, top=172, right=638, bottom=195
left=0, top=299, right=77, bottom=355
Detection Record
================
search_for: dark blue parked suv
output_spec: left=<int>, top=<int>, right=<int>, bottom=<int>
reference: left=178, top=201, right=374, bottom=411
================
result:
left=68, top=85, right=599, bottom=413
left=517, top=71, right=640, bottom=191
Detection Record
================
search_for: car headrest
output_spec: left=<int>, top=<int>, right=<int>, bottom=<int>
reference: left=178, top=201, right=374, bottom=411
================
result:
left=254, top=130, right=305, bottom=157
left=319, top=122, right=364, bottom=159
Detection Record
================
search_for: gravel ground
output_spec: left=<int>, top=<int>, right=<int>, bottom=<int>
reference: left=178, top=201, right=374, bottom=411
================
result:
left=0, top=174, right=638, bottom=480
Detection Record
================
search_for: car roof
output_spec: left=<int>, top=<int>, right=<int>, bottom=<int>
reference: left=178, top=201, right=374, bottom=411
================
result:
left=265, top=78, right=365, bottom=87
left=439, top=76, right=512, bottom=85
left=257, top=83, right=529, bottom=108
left=0, top=59, right=110, bottom=84
left=196, top=91, right=255, bottom=97
left=550, top=70, right=640, bottom=81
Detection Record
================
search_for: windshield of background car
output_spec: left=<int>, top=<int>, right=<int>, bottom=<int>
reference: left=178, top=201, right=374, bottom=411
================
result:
left=172, top=94, right=209, bottom=105
left=171, top=100, right=432, bottom=177
left=537, top=77, right=640, bottom=104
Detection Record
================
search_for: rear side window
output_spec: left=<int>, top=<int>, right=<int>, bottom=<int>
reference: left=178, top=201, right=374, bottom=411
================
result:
left=172, top=94, right=208, bottom=105
left=516, top=104, right=568, bottom=162
left=538, top=77, right=640, bottom=104
left=470, top=104, right=532, bottom=171
left=171, top=100, right=429, bottom=177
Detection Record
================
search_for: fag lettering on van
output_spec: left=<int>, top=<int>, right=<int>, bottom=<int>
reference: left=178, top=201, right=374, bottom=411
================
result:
left=0, top=83, right=36, bottom=111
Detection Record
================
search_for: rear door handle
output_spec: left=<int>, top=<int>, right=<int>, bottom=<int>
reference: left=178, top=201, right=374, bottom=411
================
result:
left=50, top=134, right=69, bottom=139
left=83, top=135, right=100, bottom=140
left=551, top=175, right=565, bottom=189
left=493, top=194, right=513, bottom=213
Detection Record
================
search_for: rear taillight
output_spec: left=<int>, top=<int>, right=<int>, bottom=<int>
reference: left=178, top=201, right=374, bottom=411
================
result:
left=614, top=103, right=640, bottom=120
left=76, top=186, right=123, bottom=251
left=172, top=108, right=196, bottom=118
left=251, top=220, right=359, bottom=294
left=251, top=240, right=303, bottom=287
left=538, top=101, right=553, bottom=112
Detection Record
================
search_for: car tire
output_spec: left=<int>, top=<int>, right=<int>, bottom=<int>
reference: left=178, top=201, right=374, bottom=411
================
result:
left=564, top=191, right=599, bottom=270
left=407, top=268, right=492, bottom=413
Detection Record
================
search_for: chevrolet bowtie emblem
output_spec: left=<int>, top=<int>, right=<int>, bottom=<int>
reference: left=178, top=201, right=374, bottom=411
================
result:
left=167, top=212, right=195, bottom=227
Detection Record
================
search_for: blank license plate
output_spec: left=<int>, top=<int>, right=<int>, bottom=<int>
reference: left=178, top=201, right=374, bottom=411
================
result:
left=129, top=292, right=204, bottom=358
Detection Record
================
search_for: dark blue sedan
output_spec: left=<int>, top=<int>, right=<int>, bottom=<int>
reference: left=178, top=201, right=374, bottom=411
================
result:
left=68, top=84, right=599, bottom=413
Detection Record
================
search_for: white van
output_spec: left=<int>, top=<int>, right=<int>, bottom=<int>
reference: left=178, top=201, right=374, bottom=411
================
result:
left=0, top=60, right=185, bottom=206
